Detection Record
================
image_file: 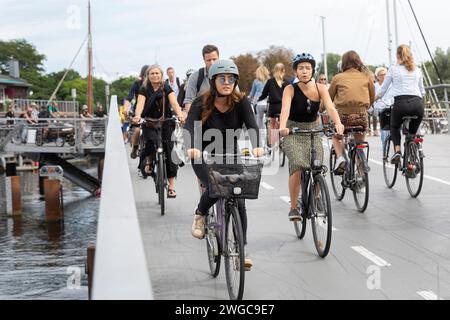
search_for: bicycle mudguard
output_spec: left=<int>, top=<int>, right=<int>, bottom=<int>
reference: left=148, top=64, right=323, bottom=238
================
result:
left=356, top=148, right=371, bottom=174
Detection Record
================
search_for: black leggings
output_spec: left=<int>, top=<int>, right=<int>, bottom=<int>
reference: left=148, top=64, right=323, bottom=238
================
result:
left=140, top=125, right=178, bottom=179
left=192, top=162, right=248, bottom=245
left=391, top=96, right=424, bottom=147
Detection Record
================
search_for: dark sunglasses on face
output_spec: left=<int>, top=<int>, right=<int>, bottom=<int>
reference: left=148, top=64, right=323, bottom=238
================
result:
left=217, top=75, right=237, bottom=85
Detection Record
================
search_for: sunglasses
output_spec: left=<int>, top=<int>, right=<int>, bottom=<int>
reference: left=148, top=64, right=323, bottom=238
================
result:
left=217, top=75, right=237, bottom=85
left=306, top=99, right=312, bottom=114
left=319, top=78, right=326, bottom=81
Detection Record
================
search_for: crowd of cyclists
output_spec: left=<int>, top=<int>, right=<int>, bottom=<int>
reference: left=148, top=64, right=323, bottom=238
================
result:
left=122, top=43, right=426, bottom=273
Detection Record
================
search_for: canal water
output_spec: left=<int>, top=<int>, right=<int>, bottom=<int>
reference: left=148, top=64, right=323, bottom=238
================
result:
left=0, top=165, right=99, bottom=300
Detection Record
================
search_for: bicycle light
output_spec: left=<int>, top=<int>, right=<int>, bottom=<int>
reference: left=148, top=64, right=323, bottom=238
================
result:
left=233, top=187, right=242, bottom=195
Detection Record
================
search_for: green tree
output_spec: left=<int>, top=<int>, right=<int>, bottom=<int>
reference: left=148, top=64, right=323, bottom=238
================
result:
left=111, top=76, right=136, bottom=105
left=231, top=54, right=260, bottom=95
left=316, top=53, right=342, bottom=81
left=424, top=47, right=450, bottom=84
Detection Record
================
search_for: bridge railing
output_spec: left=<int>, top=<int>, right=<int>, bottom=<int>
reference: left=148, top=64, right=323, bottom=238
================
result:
left=0, top=117, right=107, bottom=152
left=92, top=95, right=153, bottom=300
left=424, top=84, right=450, bottom=135
left=11, top=99, right=79, bottom=114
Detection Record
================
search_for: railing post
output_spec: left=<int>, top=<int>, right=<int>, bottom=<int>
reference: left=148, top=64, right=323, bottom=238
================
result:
left=445, top=88, right=450, bottom=136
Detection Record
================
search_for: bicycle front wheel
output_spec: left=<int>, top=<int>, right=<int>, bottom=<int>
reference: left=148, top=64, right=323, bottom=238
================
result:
left=353, top=152, right=370, bottom=213
left=383, top=136, right=398, bottom=189
left=406, top=142, right=424, bottom=198
left=311, top=175, right=333, bottom=258
left=158, top=153, right=165, bottom=216
left=330, top=147, right=346, bottom=201
left=224, top=205, right=245, bottom=300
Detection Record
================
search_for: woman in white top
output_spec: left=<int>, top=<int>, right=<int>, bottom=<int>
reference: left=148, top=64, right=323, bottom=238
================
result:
left=378, top=45, right=425, bottom=164
left=373, top=67, right=394, bottom=152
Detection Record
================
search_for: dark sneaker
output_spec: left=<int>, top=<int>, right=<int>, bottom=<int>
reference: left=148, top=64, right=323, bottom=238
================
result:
left=391, top=152, right=402, bottom=165
left=130, top=145, right=139, bottom=159
left=289, top=208, right=302, bottom=222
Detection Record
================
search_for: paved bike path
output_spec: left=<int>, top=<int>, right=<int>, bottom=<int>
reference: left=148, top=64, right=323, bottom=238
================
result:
left=128, top=134, right=450, bottom=300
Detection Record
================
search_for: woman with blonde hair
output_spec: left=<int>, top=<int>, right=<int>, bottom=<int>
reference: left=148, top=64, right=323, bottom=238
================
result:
left=258, top=63, right=289, bottom=148
left=248, top=65, right=270, bottom=135
left=133, top=65, right=186, bottom=198
left=378, top=45, right=425, bottom=164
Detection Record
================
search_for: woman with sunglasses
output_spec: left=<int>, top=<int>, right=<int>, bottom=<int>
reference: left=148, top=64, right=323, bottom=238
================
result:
left=185, top=60, right=264, bottom=269
left=280, top=53, right=344, bottom=221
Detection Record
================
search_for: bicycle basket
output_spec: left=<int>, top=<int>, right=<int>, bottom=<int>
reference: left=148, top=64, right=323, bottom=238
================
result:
left=206, top=161, right=263, bottom=200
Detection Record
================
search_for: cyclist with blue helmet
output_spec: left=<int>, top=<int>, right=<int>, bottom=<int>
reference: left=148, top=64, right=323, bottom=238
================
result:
left=280, top=53, right=344, bottom=221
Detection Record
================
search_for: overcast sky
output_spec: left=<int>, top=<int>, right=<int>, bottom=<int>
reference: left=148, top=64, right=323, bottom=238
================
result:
left=1, top=0, right=448, bottom=82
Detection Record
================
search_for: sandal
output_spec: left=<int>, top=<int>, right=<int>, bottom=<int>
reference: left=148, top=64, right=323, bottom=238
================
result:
left=167, top=189, right=177, bottom=199
left=144, top=157, right=153, bottom=175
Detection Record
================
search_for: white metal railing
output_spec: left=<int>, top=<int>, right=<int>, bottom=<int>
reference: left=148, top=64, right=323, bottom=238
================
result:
left=92, top=95, right=153, bottom=300
left=11, top=99, right=79, bottom=114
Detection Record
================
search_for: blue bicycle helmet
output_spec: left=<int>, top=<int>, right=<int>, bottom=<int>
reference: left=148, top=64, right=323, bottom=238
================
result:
left=292, top=53, right=316, bottom=74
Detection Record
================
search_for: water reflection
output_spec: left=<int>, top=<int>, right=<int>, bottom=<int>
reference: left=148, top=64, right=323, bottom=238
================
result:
left=0, top=168, right=98, bottom=300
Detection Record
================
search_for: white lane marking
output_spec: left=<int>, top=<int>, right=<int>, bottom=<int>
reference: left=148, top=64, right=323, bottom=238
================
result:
left=261, top=182, right=275, bottom=191
left=417, top=291, right=443, bottom=300
left=280, top=196, right=291, bottom=204
left=369, top=158, right=450, bottom=186
left=281, top=196, right=338, bottom=231
left=351, top=246, right=392, bottom=267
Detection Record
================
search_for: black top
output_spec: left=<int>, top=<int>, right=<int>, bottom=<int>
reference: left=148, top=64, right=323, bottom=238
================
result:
left=185, top=96, right=260, bottom=153
left=126, top=80, right=142, bottom=103
left=95, top=110, right=107, bottom=118
left=259, top=78, right=289, bottom=106
left=139, top=83, right=174, bottom=119
left=288, top=84, right=321, bottom=123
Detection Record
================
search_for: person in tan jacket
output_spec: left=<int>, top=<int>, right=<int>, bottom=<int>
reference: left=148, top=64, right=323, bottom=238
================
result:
left=329, top=51, right=375, bottom=174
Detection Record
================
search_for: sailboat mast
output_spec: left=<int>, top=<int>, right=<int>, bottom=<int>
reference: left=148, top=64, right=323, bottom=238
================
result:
left=87, top=0, right=93, bottom=114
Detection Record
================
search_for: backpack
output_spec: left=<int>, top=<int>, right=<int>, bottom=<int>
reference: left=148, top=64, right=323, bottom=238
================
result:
left=196, top=68, right=205, bottom=93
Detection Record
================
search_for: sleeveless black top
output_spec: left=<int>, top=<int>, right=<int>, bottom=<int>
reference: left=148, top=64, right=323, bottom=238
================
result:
left=289, top=84, right=321, bottom=123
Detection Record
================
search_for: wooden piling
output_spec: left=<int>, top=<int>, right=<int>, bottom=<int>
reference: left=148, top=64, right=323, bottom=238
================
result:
left=11, top=176, right=21, bottom=215
left=87, top=245, right=96, bottom=300
left=44, top=179, right=63, bottom=222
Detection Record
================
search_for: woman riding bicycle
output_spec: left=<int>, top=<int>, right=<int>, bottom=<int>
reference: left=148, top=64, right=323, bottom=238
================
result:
left=133, top=65, right=185, bottom=199
left=328, top=51, right=375, bottom=175
left=377, top=45, right=425, bottom=165
left=280, top=53, right=344, bottom=221
left=258, top=63, right=289, bottom=150
left=184, top=59, right=264, bottom=269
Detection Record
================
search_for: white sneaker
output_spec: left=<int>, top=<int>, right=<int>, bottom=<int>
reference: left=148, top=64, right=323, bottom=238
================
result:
left=334, top=156, right=347, bottom=175
left=191, top=214, right=205, bottom=239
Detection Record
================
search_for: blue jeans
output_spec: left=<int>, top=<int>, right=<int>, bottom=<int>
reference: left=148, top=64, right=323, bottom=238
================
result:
left=381, top=130, right=390, bottom=154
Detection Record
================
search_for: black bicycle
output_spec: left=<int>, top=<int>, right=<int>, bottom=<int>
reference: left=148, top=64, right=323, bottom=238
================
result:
left=383, top=115, right=425, bottom=198
left=289, top=128, right=333, bottom=258
left=329, top=127, right=370, bottom=213
left=204, top=153, right=263, bottom=300
left=143, top=116, right=178, bottom=216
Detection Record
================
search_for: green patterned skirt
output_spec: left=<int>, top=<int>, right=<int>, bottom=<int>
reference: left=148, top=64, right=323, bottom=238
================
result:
left=282, top=120, right=324, bottom=176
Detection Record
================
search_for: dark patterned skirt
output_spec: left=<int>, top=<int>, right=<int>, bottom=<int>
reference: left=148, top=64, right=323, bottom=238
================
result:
left=282, top=120, right=323, bottom=176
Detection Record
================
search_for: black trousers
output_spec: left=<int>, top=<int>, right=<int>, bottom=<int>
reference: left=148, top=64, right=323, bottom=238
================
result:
left=140, top=124, right=178, bottom=179
left=391, top=96, right=424, bottom=147
left=192, top=162, right=248, bottom=245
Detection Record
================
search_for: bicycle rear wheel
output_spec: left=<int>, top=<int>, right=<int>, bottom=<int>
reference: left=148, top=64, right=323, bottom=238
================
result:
left=383, top=136, right=398, bottom=189
left=406, top=142, right=424, bottom=198
left=311, top=174, right=333, bottom=258
left=206, top=206, right=221, bottom=278
left=158, top=153, right=165, bottom=216
left=330, top=147, right=346, bottom=201
left=353, top=152, right=370, bottom=213
left=224, top=205, right=245, bottom=300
